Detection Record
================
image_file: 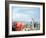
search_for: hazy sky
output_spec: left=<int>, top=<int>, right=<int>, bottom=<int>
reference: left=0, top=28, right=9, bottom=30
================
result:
left=12, top=6, right=40, bottom=22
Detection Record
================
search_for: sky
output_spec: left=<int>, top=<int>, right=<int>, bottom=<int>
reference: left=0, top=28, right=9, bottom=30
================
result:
left=12, top=6, right=40, bottom=22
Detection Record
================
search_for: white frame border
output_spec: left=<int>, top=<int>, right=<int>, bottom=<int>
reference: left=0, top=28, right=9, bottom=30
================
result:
left=9, top=4, right=43, bottom=35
